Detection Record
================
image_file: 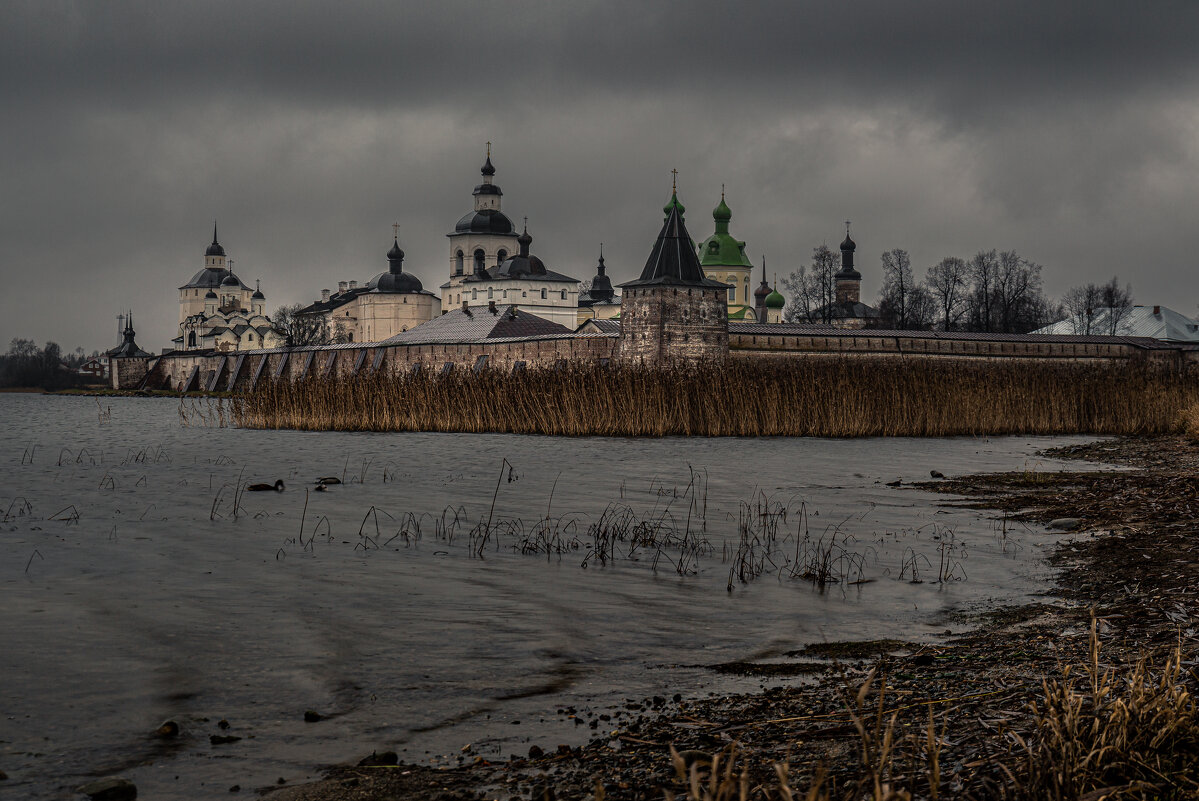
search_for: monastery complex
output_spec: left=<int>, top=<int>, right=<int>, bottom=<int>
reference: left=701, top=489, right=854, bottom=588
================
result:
left=106, top=149, right=1199, bottom=391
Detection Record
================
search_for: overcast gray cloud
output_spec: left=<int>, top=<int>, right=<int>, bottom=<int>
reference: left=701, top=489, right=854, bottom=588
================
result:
left=3, top=0, right=1199, bottom=351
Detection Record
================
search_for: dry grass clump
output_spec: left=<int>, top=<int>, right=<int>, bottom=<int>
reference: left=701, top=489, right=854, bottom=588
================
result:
left=624, top=621, right=1198, bottom=801
left=1018, top=619, right=1199, bottom=800
left=1181, top=401, right=1199, bottom=442
left=232, top=357, right=1199, bottom=437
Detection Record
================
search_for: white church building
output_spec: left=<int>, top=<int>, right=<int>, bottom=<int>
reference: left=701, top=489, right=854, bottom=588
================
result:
left=439, top=148, right=580, bottom=328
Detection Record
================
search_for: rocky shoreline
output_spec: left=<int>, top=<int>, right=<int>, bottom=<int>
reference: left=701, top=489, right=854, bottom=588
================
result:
left=244, top=436, right=1199, bottom=800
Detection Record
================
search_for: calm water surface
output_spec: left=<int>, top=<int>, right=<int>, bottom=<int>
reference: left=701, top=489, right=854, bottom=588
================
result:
left=0, top=395, right=1104, bottom=799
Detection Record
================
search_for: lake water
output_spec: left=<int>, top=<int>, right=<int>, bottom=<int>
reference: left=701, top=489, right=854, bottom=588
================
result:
left=0, top=394, right=1101, bottom=798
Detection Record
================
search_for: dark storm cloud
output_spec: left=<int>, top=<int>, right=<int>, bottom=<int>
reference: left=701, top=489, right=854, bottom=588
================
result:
left=3, top=0, right=1199, bottom=349
left=7, top=1, right=1198, bottom=115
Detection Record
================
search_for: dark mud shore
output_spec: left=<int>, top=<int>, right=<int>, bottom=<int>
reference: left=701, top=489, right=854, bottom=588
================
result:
left=267, top=436, right=1199, bottom=801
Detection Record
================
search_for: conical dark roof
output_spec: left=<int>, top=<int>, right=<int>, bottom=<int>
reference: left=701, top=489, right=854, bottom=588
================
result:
left=621, top=203, right=727, bottom=289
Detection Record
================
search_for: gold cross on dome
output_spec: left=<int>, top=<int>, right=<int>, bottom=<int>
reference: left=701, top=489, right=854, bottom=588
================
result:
left=392, top=221, right=400, bottom=239
left=486, top=141, right=491, bottom=157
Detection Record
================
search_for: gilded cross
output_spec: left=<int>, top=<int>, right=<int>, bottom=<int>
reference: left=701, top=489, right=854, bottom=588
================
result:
left=486, top=141, right=491, bottom=157
left=393, top=221, right=400, bottom=239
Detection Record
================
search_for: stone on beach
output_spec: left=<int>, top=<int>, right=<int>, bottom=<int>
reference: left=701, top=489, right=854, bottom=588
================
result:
left=78, top=777, right=137, bottom=800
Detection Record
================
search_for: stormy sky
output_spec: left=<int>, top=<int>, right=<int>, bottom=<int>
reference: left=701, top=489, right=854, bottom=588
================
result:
left=4, top=1, right=1199, bottom=352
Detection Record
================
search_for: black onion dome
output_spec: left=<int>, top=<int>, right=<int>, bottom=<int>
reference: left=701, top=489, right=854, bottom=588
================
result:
left=251, top=288, right=265, bottom=299
left=495, top=225, right=548, bottom=277
left=387, top=238, right=405, bottom=261
left=371, top=271, right=424, bottom=293
left=221, top=272, right=240, bottom=287
left=481, top=155, right=496, bottom=176
left=838, top=225, right=859, bottom=277
left=455, top=210, right=515, bottom=234
left=205, top=290, right=218, bottom=299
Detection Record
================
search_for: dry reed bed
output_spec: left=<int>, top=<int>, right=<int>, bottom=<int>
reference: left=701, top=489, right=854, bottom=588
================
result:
left=231, top=358, right=1199, bottom=437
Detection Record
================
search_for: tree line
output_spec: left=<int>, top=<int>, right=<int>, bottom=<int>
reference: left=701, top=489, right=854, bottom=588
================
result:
left=783, top=245, right=1136, bottom=334
left=0, top=339, right=95, bottom=390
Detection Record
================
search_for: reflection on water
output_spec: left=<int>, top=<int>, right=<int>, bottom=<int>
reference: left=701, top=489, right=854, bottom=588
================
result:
left=0, top=395, right=1100, bottom=798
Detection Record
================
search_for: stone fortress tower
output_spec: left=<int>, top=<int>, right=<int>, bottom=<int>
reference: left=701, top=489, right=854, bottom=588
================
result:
left=619, top=181, right=730, bottom=366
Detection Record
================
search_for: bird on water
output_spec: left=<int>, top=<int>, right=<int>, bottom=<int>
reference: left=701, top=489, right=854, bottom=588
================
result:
left=247, top=479, right=285, bottom=492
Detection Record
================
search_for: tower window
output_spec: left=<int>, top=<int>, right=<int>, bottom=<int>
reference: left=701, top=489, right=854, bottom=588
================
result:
left=497, top=249, right=508, bottom=263
left=474, top=249, right=485, bottom=273
left=455, top=250, right=464, bottom=275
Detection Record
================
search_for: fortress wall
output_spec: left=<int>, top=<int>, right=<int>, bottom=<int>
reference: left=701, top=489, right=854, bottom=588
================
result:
left=728, top=331, right=1187, bottom=364
left=137, top=329, right=1192, bottom=393
left=146, top=335, right=621, bottom=392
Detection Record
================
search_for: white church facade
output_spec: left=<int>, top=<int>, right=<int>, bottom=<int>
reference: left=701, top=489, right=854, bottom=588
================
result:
left=439, top=149, right=580, bottom=328
left=175, top=225, right=284, bottom=352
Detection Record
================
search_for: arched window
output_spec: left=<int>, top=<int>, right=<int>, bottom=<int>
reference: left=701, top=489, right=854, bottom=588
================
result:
left=560, top=290, right=566, bottom=300
left=729, top=285, right=736, bottom=302
left=455, top=250, right=464, bottom=275
left=488, top=287, right=494, bottom=299
left=541, top=288, right=547, bottom=300
left=474, top=249, right=485, bottom=273
left=188, top=331, right=197, bottom=347
left=472, top=288, right=478, bottom=300
left=497, top=249, right=508, bottom=263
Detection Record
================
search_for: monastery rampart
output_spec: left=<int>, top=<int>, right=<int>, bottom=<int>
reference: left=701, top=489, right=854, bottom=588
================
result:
left=121, top=327, right=1198, bottom=392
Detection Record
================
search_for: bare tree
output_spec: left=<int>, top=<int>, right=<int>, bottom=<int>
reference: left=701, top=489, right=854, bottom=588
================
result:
left=1099, top=276, right=1134, bottom=335
left=781, top=245, right=838, bottom=323
left=808, top=245, right=839, bottom=323
left=994, top=250, right=1044, bottom=333
left=273, top=304, right=331, bottom=347
left=331, top=318, right=353, bottom=345
left=907, top=285, right=937, bottom=330
left=781, top=266, right=814, bottom=322
left=925, top=256, right=968, bottom=330
left=878, top=248, right=917, bottom=328
left=1061, top=283, right=1103, bottom=334
left=965, top=249, right=999, bottom=331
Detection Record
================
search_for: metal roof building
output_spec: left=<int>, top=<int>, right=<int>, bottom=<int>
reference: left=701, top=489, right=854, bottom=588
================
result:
left=1034, top=305, right=1199, bottom=343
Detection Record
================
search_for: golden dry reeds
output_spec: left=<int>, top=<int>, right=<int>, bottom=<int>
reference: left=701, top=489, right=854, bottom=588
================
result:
left=231, top=357, right=1199, bottom=437
left=1017, top=618, right=1199, bottom=800
left=1182, top=401, right=1199, bottom=442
